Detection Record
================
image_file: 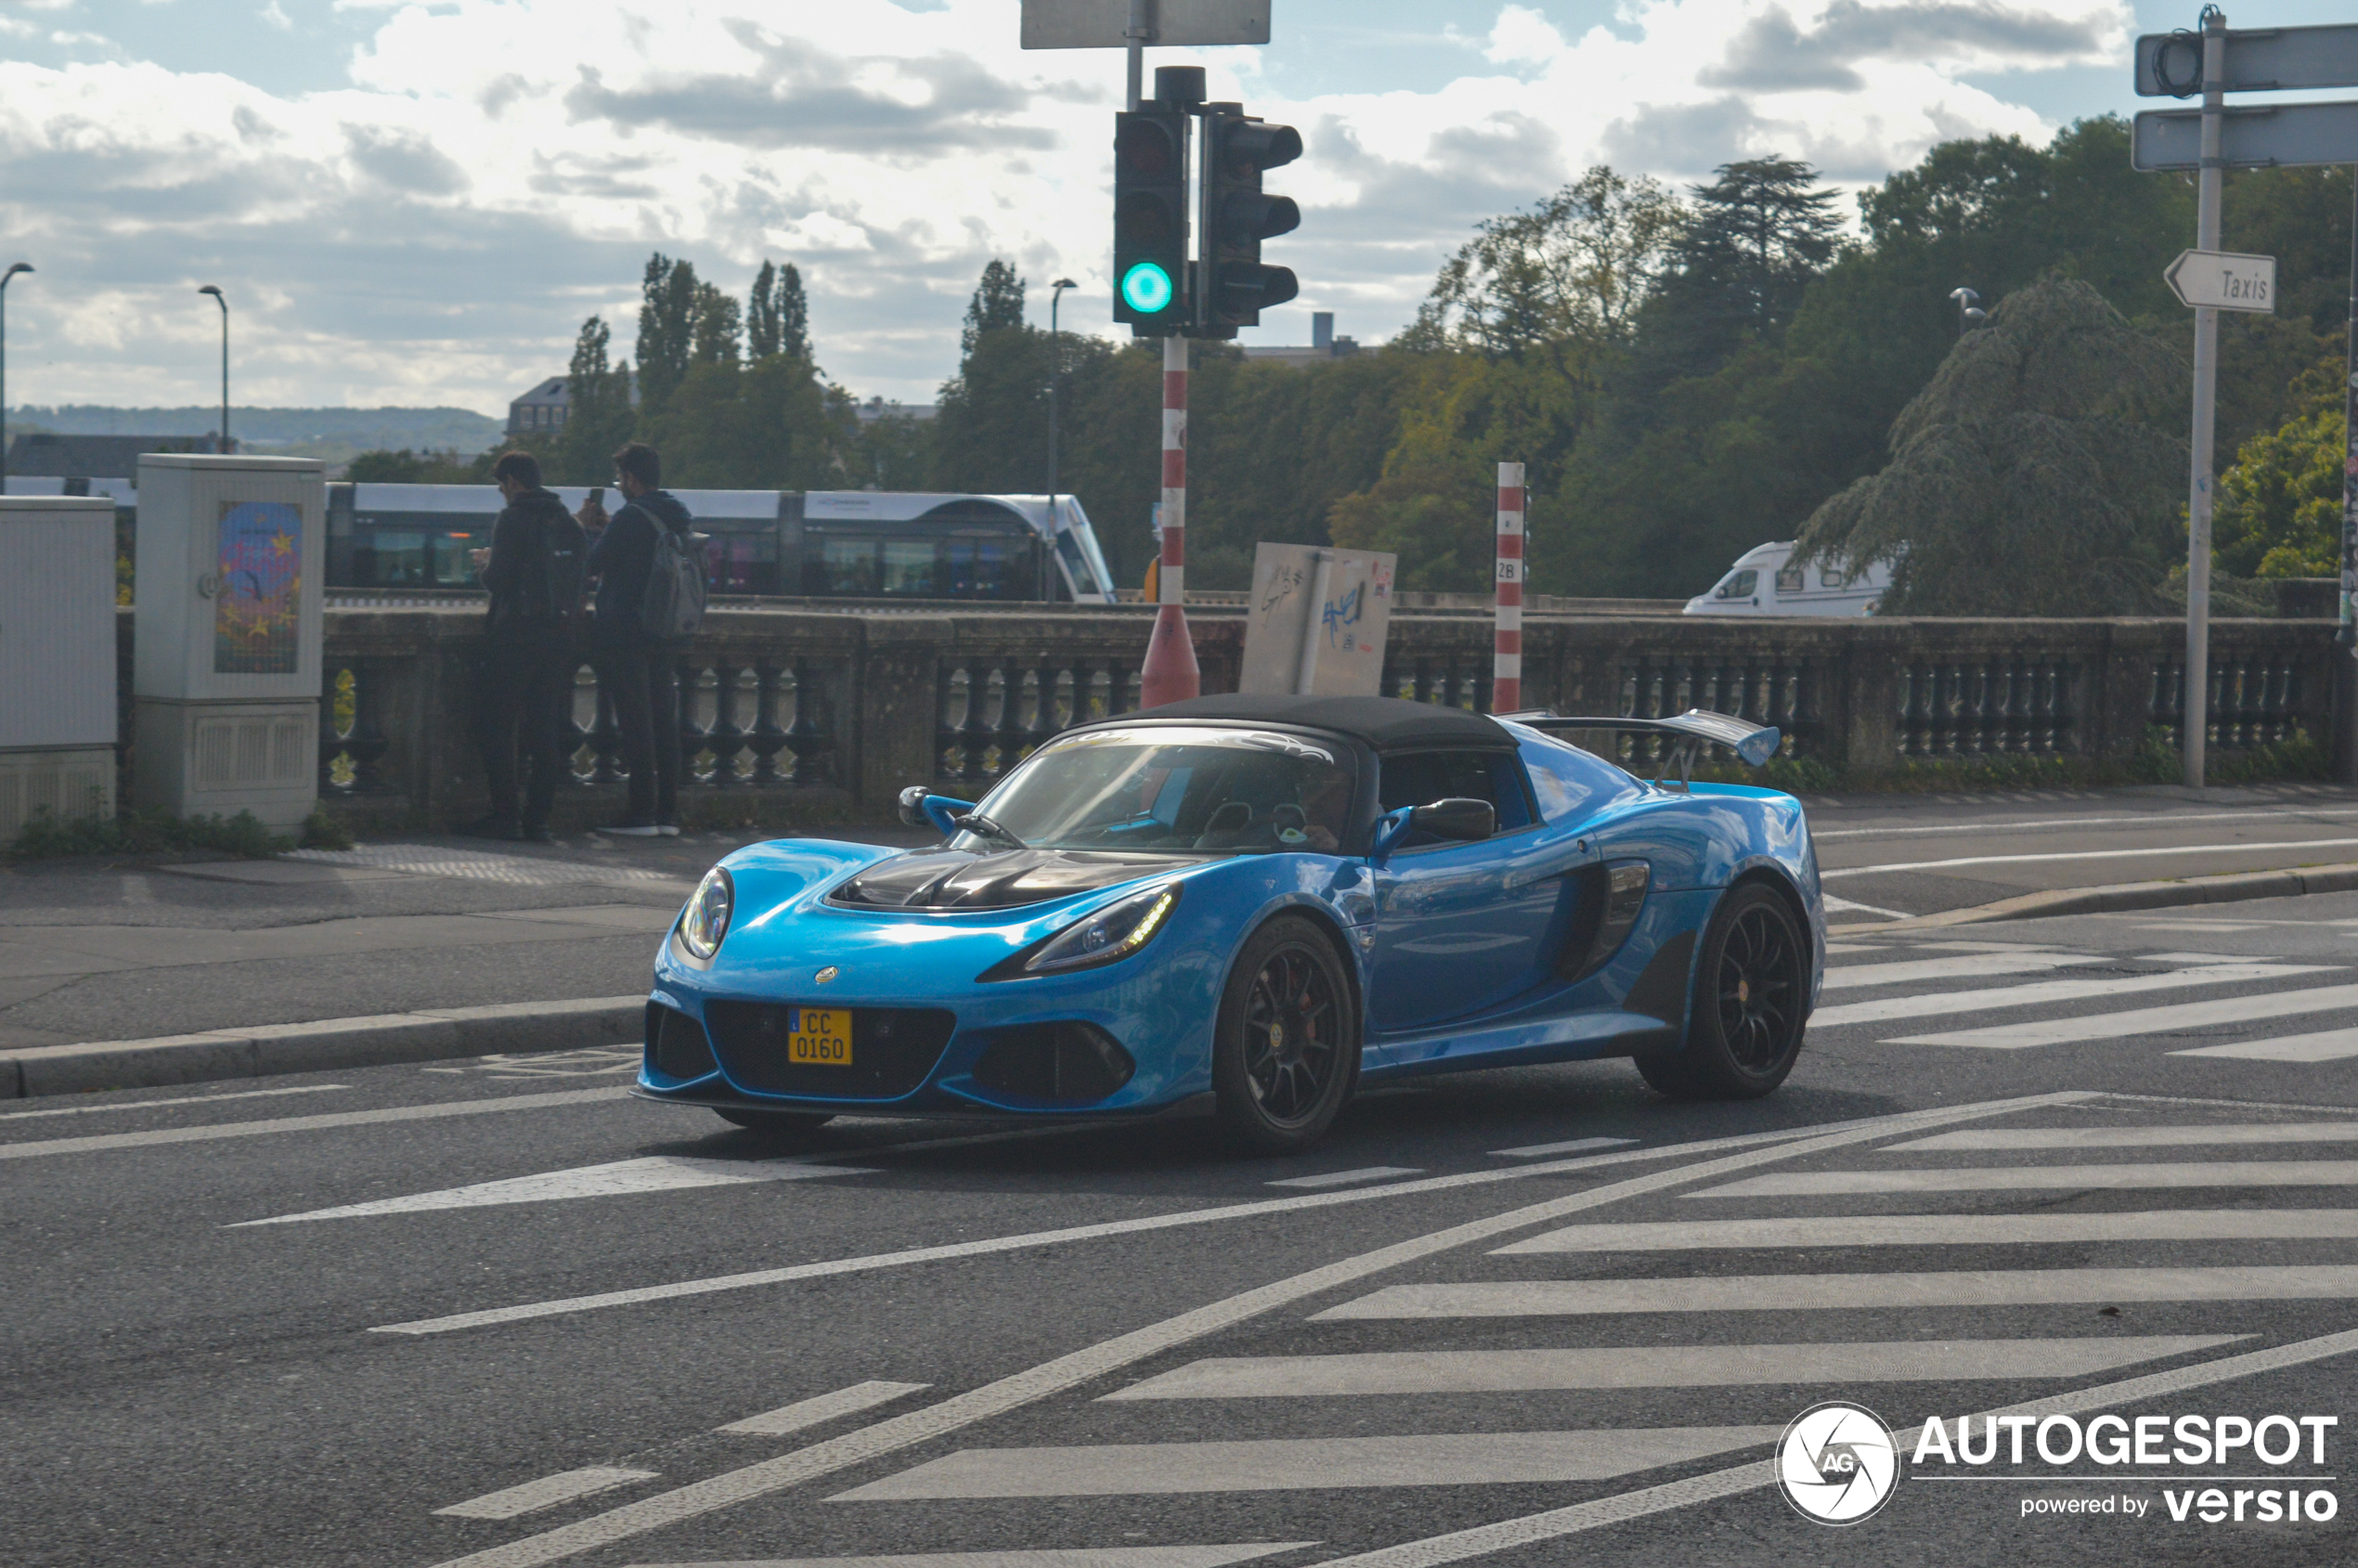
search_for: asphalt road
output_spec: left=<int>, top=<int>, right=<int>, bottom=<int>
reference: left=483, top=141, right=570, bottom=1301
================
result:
left=6, top=890, right=2358, bottom=1566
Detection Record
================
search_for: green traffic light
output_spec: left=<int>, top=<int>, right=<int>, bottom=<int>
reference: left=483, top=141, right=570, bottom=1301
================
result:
left=1120, top=261, right=1173, bottom=314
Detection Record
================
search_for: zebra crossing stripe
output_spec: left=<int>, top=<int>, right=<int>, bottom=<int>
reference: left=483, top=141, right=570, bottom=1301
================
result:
left=2174, top=1029, right=2358, bottom=1062
left=1495, top=1208, right=2358, bottom=1252
left=434, top=1468, right=658, bottom=1520
left=1693, top=1160, right=2358, bottom=1197
left=825, top=1428, right=1785, bottom=1500
left=1312, top=1264, right=2358, bottom=1319
left=1885, top=980, right=2358, bottom=1049
left=626, top=1548, right=1319, bottom=1568
left=1819, top=949, right=2081, bottom=991
left=1100, top=1337, right=2240, bottom=1400
left=716, top=1381, right=932, bottom=1437
left=1811, top=962, right=2333, bottom=1029
left=1305, top=1326, right=2358, bottom=1568
left=1887, top=1121, right=2358, bottom=1150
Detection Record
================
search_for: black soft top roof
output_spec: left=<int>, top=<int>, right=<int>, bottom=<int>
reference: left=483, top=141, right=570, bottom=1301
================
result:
left=1077, top=693, right=1513, bottom=752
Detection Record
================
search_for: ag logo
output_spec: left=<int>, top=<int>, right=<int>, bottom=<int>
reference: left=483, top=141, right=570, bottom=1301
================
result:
left=1777, top=1401, right=1901, bottom=1524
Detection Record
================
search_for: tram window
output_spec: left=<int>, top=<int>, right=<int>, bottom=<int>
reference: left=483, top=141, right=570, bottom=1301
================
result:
left=819, top=536, right=881, bottom=595
left=363, top=530, right=427, bottom=585
left=882, top=538, right=938, bottom=596
left=432, top=534, right=478, bottom=586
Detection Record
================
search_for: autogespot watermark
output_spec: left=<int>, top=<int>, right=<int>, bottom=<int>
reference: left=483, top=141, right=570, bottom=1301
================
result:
left=1781, top=1405, right=2343, bottom=1527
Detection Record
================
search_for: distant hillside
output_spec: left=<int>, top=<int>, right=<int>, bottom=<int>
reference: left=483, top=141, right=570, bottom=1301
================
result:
left=6, top=405, right=504, bottom=454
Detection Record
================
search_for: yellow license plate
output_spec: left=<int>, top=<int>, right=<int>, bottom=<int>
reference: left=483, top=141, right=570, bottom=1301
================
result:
left=787, top=1007, right=851, bottom=1066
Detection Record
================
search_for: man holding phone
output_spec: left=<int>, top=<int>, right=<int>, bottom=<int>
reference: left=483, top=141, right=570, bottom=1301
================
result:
left=585, top=442, right=693, bottom=836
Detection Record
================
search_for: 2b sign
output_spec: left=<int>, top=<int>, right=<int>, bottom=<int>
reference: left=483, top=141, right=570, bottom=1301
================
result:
left=2165, top=250, right=2276, bottom=314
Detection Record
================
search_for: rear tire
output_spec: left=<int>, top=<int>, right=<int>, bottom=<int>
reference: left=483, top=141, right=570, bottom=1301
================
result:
left=1639, top=883, right=1807, bottom=1100
left=1212, top=915, right=1359, bottom=1155
left=714, top=1108, right=836, bottom=1137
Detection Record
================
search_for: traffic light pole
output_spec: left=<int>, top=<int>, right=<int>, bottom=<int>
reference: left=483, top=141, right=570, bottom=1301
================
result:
left=2338, top=162, right=2358, bottom=783
left=1495, top=463, right=1524, bottom=713
left=2183, top=9, right=2226, bottom=789
left=1139, top=331, right=1199, bottom=706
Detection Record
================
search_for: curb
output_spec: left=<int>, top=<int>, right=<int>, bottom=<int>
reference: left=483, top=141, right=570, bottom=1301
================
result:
left=0, top=996, right=646, bottom=1100
left=1829, top=860, right=2358, bottom=937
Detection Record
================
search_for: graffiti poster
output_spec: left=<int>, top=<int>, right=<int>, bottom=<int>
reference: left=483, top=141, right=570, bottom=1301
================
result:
left=213, top=500, right=303, bottom=674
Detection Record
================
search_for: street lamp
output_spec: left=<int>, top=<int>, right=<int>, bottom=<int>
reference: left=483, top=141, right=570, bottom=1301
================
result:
left=1948, top=286, right=1988, bottom=336
left=0, top=263, right=31, bottom=495
left=1045, top=277, right=1078, bottom=602
left=197, top=285, right=229, bottom=454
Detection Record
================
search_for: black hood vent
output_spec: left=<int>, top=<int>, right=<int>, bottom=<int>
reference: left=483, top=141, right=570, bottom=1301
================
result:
left=829, top=849, right=1185, bottom=912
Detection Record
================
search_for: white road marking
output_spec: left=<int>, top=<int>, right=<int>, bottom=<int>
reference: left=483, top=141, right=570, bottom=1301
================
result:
left=628, top=1549, right=1319, bottom=1568
left=0, top=1083, right=347, bottom=1120
left=1812, top=963, right=2333, bottom=1029
left=1305, top=1326, right=2358, bottom=1568
left=0, top=1086, right=638, bottom=1160
left=717, top=1381, right=932, bottom=1436
left=1821, top=894, right=1906, bottom=919
left=1886, top=982, right=2358, bottom=1049
left=1101, top=1337, right=2239, bottom=1400
left=1887, top=1121, right=2358, bottom=1151
left=1818, top=836, right=2358, bottom=878
left=417, top=1092, right=2091, bottom=1568
left=1821, top=942, right=1879, bottom=952
left=2175, top=1030, right=2358, bottom=1062
left=1486, top=1137, right=1639, bottom=1159
left=374, top=1120, right=1903, bottom=1337
left=434, top=1468, right=658, bottom=1519
left=825, top=1428, right=1786, bottom=1501
left=1265, top=1166, right=1423, bottom=1188
left=1496, top=1209, right=2358, bottom=1253
left=230, top=1157, right=876, bottom=1226
left=1314, top=1266, right=2358, bottom=1319
left=1820, top=950, right=2083, bottom=991
left=1810, top=806, right=2358, bottom=841
left=1695, top=1160, right=2358, bottom=1197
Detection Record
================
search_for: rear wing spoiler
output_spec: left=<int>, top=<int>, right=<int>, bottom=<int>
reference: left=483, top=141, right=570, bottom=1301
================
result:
left=1496, top=708, right=1781, bottom=789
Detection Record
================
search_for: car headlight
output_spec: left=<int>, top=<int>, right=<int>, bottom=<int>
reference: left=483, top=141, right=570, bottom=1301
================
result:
left=679, top=866, right=734, bottom=960
left=987, top=884, right=1181, bottom=979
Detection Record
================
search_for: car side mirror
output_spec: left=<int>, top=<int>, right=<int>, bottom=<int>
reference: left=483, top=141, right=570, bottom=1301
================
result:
left=1412, top=797, right=1496, bottom=842
left=898, top=785, right=975, bottom=836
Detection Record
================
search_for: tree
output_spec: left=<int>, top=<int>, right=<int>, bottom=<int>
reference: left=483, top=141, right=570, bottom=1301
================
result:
left=777, top=262, right=810, bottom=360
left=1628, top=157, right=1840, bottom=396
left=550, top=315, right=636, bottom=484
left=2212, top=359, right=2349, bottom=578
left=961, top=260, right=1026, bottom=356
left=746, top=261, right=782, bottom=358
left=692, top=280, right=741, bottom=367
left=1794, top=279, right=2188, bottom=616
left=636, top=253, right=701, bottom=410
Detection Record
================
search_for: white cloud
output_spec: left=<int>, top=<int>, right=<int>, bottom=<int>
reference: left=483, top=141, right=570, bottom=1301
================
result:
left=0, top=1, right=2131, bottom=416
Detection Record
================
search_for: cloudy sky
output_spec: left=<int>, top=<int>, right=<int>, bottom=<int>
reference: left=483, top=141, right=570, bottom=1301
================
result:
left=0, top=0, right=2345, bottom=417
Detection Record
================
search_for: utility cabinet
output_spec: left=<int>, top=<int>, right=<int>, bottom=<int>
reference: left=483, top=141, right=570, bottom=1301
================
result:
left=133, top=455, right=327, bottom=829
left=0, top=496, right=121, bottom=836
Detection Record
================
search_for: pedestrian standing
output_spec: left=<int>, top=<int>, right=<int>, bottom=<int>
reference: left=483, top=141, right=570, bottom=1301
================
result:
left=585, top=441, right=696, bottom=836
left=461, top=450, right=584, bottom=842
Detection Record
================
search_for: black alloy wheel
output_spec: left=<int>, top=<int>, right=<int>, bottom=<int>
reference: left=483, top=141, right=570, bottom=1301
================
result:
left=1637, top=882, right=1808, bottom=1099
left=1213, top=915, right=1358, bottom=1153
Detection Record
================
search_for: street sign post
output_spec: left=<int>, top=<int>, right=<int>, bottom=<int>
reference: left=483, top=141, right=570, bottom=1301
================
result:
left=2132, top=100, right=2358, bottom=171
left=2164, top=249, right=2276, bottom=313
left=2136, top=23, right=2358, bottom=97
left=1021, top=0, right=1269, bottom=49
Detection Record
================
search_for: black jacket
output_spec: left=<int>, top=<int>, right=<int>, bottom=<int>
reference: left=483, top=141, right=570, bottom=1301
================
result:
left=482, top=487, right=584, bottom=639
left=586, top=488, right=693, bottom=645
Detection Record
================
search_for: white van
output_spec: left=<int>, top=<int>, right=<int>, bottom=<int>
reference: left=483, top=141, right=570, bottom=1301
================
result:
left=1682, top=540, right=1891, bottom=617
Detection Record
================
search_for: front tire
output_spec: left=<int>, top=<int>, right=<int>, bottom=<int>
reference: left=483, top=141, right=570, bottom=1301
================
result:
left=1212, top=915, right=1359, bottom=1154
left=1639, top=883, right=1807, bottom=1100
left=714, top=1108, right=836, bottom=1137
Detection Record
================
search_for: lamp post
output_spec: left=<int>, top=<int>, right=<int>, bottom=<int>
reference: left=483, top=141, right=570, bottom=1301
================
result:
left=1045, top=277, right=1078, bottom=601
left=1948, top=286, right=1988, bottom=336
left=197, top=285, right=229, bottom=454
left=0, top=263, right=31, bottom=494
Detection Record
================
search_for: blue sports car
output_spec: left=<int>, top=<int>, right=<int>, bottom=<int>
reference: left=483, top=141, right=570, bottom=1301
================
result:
left=637, top=693, right=1824, bottom=1152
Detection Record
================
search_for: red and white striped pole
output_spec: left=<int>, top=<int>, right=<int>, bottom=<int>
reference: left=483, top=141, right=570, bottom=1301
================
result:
left=1139, top=332, right=1199, bottom=706
left=1493, top=461, right=1524, bottom=713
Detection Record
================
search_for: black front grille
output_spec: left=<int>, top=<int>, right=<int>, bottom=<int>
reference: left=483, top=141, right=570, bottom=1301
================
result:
left=703, top=1002, right=956, bottom=1099
left=646, top=1003, right=718, bottom=1081
left=971, top=1022, right=1136, bottom=1105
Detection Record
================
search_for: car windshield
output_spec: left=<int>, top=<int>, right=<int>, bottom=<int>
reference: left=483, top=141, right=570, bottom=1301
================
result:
left=962, top=726, right=1355, bottom=855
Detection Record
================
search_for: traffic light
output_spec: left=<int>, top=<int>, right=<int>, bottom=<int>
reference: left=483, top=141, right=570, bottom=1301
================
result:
left=1112, top=109, right=1189, bottom=333
left=1200, top=110, right=1302, bottom=336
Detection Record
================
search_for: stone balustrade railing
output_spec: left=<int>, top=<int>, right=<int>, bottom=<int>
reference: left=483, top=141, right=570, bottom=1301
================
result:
left=106, top=605, right=2340, bottom=831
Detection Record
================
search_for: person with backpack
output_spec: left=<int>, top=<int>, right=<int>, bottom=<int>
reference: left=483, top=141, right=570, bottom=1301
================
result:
left=582, top=441, right=706, bottom=836
left=460, top=449, right=584, bottom=842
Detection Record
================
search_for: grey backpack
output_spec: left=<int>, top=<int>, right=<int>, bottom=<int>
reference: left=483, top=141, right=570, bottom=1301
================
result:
left=640, top=520, right=709, bottom=642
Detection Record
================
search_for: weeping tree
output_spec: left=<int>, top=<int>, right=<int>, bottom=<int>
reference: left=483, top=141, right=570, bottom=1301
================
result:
left=1795, top=278, right=2188, bottom=616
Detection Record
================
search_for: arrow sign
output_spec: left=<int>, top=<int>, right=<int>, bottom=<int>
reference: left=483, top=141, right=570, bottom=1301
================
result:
left=2165, top=250, right=2277, bottom=315
left=2134, top=99, right=2358, bottom=172
left=2136, top=24, right=2358, bottom=96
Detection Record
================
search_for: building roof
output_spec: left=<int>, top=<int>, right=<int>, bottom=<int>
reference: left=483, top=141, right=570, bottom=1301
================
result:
left=1082, top=693, right=1510, bottom=752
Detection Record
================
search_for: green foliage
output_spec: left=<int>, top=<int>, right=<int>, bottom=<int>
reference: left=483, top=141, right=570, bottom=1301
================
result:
left=636, top=253, right=701, bottom=411
left=747, top=261, right=811, bottom=362
left=692, top=281, right=742, bottom=368
left=345, top=447, right=497, bottom=483
left=642, top=354, right=850, bottom=491
left=2212, top=360, right=2350, bottom=578
left=8, top=808, right=284, bottom=862
left=962, top=260, right=1027, bottom=357
left=548, top=315, right=637, bottom=486
left=299, top=806, right=355, bottom=851
left=1796, top=279, right=2188, bottom=616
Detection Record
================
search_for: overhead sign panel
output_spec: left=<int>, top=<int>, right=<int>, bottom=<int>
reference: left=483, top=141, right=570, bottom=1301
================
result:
left=2135, top=24, right=2358, bottom=97
left=1021, top=0, right=1271, bottom=48
left=2164, top=250, right=2277, bottom=314
left=2132, top=99, right=2358, bottom=171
